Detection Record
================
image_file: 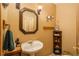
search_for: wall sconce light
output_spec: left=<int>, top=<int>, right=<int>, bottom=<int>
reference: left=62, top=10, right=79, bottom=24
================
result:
left=37, top=5, right=43, bottom=15
left=2, top=3, right=9, bottom=8
left=47, top=16, right=54, bottom=22
left=16, top=3, right=20, bottom=9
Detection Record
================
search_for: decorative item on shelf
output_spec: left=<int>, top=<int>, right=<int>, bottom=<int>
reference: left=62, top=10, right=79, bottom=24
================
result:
left=55, top=50, right=60, bottom=54
left=55, top=40, right=58, bottom=42
left=15, top=38, right=21, bottom=47
left=55, top=45, right=60, bottom=48
left=16, top=3, right=20, bottom=9
left=54, top=25, right=60, bottom=31
left=47, top=16, right=54, bottom=22
left=37, top=5, right=43, bottom=15
left=2, top=3, right=9, bottom=8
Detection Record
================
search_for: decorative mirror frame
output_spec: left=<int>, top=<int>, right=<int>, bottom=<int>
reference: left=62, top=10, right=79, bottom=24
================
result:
left=19, top=8, right=38, bottom=34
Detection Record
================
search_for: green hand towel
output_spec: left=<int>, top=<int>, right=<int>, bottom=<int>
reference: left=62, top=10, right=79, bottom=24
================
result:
left=3, top=30, right=15, bottom=51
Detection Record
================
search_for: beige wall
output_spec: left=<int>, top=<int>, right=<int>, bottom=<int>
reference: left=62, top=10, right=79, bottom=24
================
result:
left=1, top=3, right=56, bottom=55
left=56, top=4, right=77, bottom=55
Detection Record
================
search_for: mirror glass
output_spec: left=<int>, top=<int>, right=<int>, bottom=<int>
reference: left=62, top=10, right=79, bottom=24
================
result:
left=23, top=11, right=36, bottom=32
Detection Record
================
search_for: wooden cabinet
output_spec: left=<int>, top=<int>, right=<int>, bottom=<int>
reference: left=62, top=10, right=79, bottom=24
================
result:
left=0, top=3, right=1, bottom=55
left=3, top=47, right=21, bottom=56
left=53, top=31, right=62, bottom=55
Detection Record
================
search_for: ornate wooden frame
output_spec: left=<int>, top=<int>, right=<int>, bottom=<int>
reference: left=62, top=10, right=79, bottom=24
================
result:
left=19, top=8, right=38, bottom=34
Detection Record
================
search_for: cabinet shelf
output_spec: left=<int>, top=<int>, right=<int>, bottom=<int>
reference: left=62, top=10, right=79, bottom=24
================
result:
left=53, top=31, right=62, bottom=55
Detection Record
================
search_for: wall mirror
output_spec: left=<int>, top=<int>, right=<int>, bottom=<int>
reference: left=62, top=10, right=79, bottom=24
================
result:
left=19, top=8, right=38, bottom=34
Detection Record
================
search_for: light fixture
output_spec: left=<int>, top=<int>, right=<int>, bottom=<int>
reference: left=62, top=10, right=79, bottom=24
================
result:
left=16, top=3, right=20, bottom=9
left=37, top=5, right=43, bottom=15
left=47, top=16, right=54, bottom=22
left=2, top=3, right=9, bottom=8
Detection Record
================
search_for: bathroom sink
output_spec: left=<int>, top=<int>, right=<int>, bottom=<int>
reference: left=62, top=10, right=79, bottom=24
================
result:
left=21, top=40, right=43, bottom=54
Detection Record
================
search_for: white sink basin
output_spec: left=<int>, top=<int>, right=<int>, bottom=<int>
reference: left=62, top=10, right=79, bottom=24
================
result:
left=21, top=40, right=43, bottom=53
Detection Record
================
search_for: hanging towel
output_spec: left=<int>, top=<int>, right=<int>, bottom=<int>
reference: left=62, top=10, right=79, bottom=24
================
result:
left=3, top=30, right=15, bottom=51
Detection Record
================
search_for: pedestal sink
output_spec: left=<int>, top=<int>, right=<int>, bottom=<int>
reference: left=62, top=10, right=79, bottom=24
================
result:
left=21, top=40, right=43, bottom=56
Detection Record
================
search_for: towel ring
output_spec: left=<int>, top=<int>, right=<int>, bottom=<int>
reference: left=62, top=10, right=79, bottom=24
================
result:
left=3, top=20, right=10, bottom=30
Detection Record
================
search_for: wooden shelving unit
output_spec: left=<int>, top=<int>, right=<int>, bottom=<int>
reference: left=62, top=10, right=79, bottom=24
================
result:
left=3, top=47, right=21, bottom=56
left=53, top=31, right=62, bottom=55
